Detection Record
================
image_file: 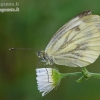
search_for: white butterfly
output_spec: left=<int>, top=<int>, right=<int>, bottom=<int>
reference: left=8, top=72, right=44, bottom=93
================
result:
left=37, top=10, right=100, bottom=67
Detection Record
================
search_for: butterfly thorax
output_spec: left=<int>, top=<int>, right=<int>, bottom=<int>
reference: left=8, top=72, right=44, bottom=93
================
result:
left=36, top=51, right=54, bottom=65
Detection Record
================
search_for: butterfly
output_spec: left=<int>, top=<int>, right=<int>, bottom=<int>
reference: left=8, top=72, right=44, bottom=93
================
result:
left=37, top=10, right=100, bottom=67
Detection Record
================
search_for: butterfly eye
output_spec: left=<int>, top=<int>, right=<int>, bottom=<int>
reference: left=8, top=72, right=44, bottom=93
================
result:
left=40, top=58, right=44, bottom=61
left=36, top=51, right=41, bottom=57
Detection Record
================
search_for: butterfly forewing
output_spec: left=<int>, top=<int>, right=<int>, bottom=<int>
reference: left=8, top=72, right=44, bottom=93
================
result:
left=45, top=10, right=100, bottom=67
left=45, top=10, right=91, bottom=53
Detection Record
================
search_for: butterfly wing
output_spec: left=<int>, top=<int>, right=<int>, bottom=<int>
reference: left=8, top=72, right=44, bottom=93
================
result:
left=45, top=11, right=100, bottom=67
left=45, top=10, right=92, bottom=54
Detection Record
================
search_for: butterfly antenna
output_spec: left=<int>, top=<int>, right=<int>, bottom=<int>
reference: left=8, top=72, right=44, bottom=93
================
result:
left=9, top=48, right=37, bottom=53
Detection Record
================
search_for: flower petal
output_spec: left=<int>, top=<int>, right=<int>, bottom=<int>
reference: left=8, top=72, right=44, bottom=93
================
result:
left=36, top=68, right=62, bottom=96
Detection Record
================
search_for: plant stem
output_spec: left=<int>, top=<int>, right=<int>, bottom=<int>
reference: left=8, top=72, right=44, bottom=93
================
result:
left=61, top=72, right=83, bottom=78
left=60, top=67, right=100, bottom=82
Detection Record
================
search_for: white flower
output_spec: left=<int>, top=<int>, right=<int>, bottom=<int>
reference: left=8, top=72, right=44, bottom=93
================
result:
left=36, top=68, right=62, bottom=96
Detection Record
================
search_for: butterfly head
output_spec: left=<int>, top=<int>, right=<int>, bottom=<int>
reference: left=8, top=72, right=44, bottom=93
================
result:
left=36, top=51, right=46, bottom=62
left=36, top=51, right=54, bottom=65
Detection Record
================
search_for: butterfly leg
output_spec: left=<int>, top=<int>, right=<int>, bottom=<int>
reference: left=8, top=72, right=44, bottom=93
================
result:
left=51, top=65, right=55, bottom=76
left=45, top=68, right=50, bottom=83
left=43, top=64, right=53, bottom=83
left=36, top=59, right=41, bottom=68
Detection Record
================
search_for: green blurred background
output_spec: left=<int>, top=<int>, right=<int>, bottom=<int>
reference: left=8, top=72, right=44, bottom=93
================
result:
left=1, top=0, right=100, bottom=100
